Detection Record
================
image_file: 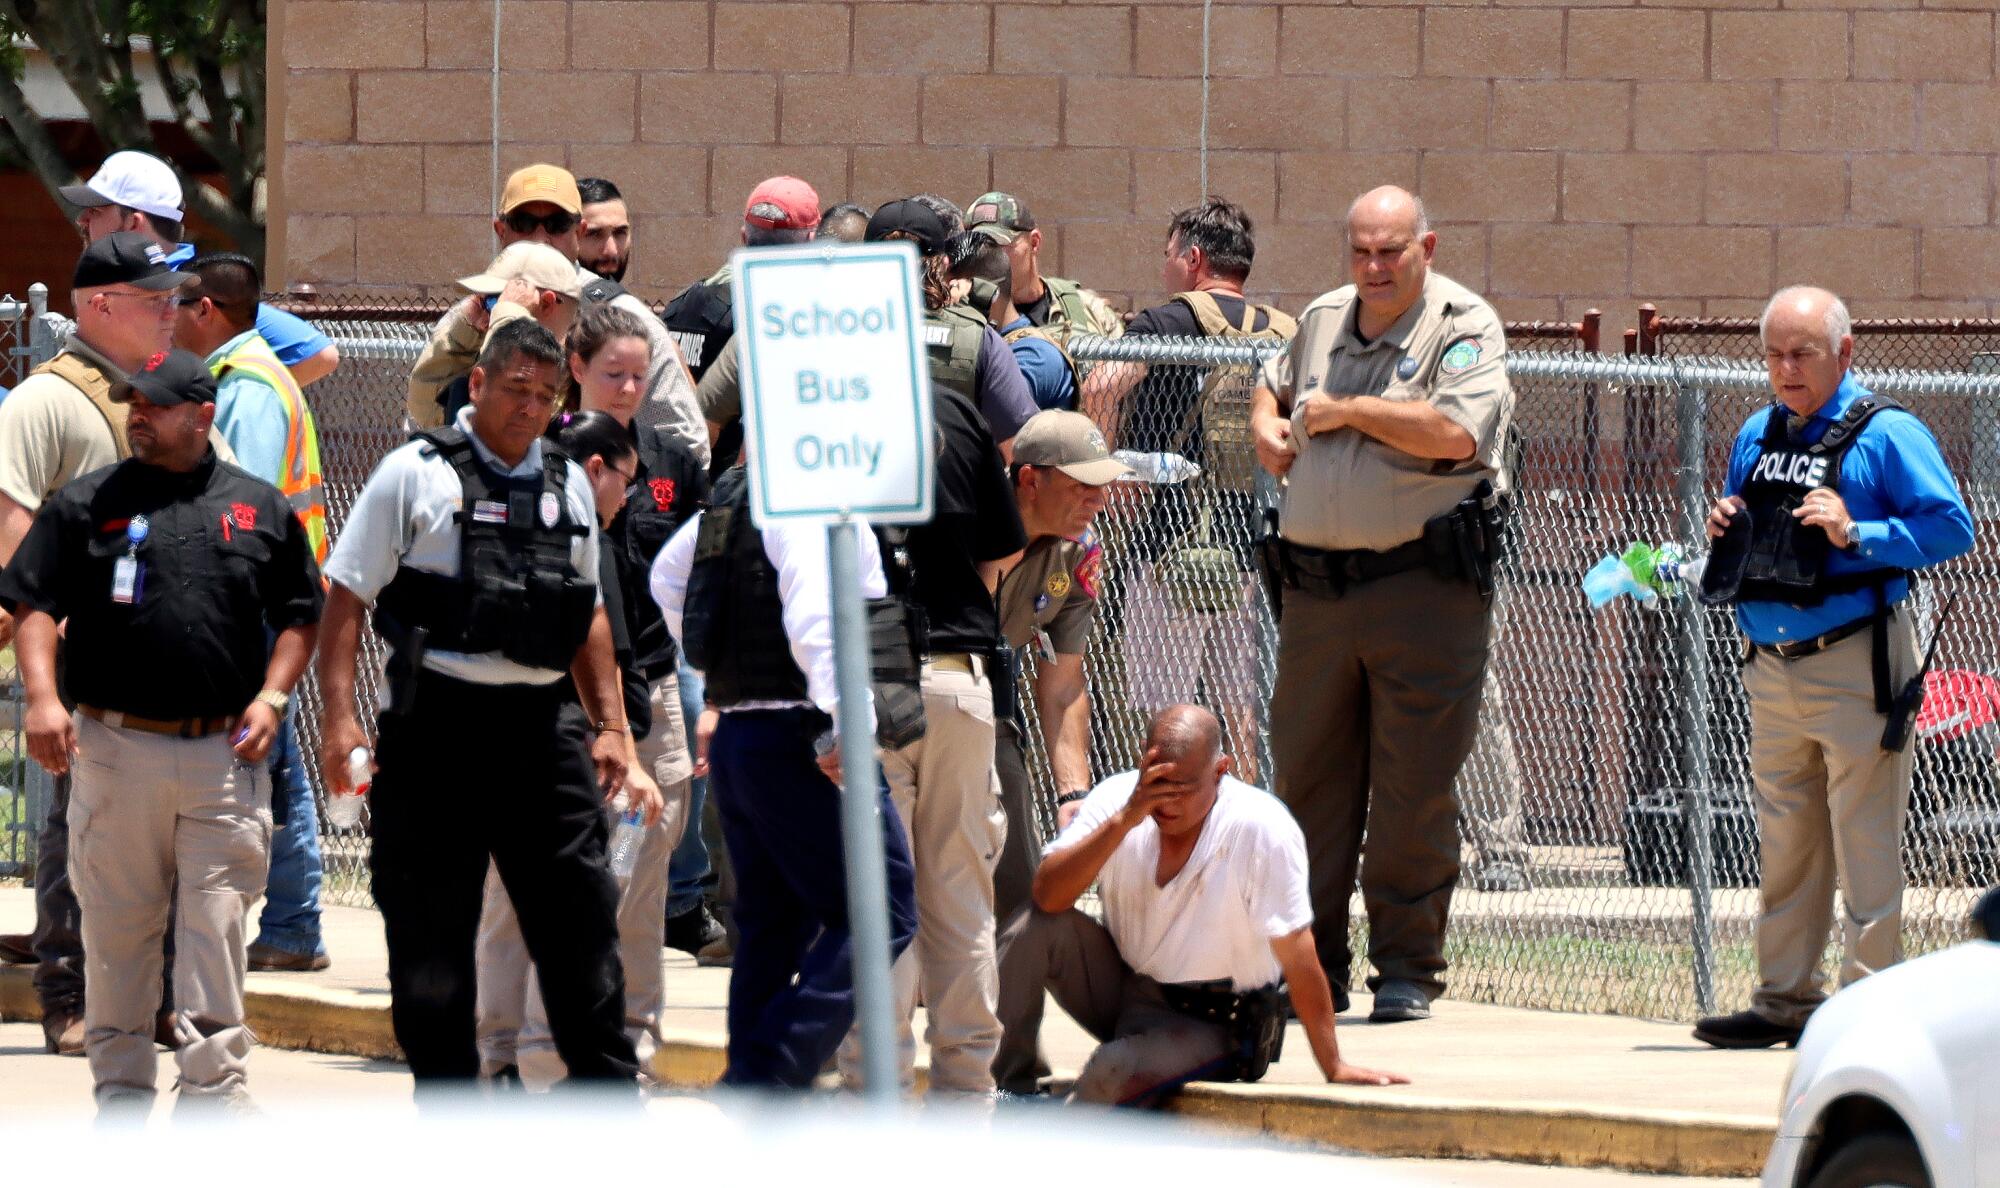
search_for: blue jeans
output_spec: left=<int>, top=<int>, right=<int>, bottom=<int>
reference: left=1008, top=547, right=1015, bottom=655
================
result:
left=254, top=706, right=326, bottom=957
left=709, top=708, right=916, bottom=1088
left=665, top=659, right=712, bottom=918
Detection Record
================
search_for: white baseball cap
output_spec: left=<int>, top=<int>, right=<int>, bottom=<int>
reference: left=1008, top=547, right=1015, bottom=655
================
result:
left=60, top=150, right=185, bottom=222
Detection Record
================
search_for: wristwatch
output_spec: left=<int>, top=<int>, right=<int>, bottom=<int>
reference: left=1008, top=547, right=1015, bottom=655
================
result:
left=1055, top=789, right=1089, bottom=808
left=254, top=689, right=290, bottom=715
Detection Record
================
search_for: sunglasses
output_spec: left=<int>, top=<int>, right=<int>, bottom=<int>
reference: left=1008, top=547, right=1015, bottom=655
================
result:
left=504, top=209, right=577, bottom=236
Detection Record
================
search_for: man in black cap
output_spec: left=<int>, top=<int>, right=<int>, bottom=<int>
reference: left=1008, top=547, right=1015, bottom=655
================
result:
left=0, top=349, right=324, bottom=1113
left=0, top=232, right=207, bottom=1054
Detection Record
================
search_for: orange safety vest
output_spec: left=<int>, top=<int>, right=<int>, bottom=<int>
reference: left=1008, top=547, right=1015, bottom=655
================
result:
left=209, top=332, right=329, bottom=564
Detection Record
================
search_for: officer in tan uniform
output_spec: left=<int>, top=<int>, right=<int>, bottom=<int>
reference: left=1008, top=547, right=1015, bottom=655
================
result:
left=1249, top=186, right=1513, bottom=1024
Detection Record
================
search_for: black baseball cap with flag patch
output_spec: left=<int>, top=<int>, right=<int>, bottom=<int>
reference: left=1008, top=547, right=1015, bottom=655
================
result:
left=73, top=231, right=194, bottom=292
left=115, top=348, right=217, bottom=407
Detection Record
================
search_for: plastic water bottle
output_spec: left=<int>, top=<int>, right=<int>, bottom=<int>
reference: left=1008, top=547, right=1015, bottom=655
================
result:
left=1581, top=542, right=1709, bottom=609
left=608, top=794, right=645, bottom=880
left=1112, top=450, right=1203, bottom=485
left=324, top=747, right=370, bottom=830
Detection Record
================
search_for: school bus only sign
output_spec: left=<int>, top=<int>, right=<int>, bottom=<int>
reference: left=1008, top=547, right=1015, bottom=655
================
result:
left=732, top=240, right=936, bottom=527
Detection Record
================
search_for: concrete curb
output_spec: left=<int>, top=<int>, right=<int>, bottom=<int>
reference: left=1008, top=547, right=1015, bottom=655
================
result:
left=0, top=966, right=1771, bottom=1175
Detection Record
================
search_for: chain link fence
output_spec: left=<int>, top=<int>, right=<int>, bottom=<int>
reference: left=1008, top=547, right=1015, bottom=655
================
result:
left=5, top=288, right=1993, bottom=1025
left=1, top=286, right=61, bottom=878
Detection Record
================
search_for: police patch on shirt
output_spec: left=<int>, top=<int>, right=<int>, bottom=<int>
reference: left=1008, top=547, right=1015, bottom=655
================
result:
left=539, top=491, right=560, bottom=529
left=1440, top=336, right=1482, bottom=374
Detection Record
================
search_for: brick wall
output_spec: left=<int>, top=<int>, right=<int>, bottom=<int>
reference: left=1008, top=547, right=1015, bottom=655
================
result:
left=272, top=0, right=2000, bottom=323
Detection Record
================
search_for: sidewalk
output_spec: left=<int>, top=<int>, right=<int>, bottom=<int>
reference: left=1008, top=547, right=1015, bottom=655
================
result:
left=0, top=885, right=1784, bottom=1176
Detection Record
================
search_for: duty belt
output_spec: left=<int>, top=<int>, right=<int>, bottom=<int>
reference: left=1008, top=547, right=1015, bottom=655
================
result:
left=1751, top=609, right=1890, bottom=661
left=1280, top=538, right=1431, bottom=596
left=79, top=704, right=239, bottom=739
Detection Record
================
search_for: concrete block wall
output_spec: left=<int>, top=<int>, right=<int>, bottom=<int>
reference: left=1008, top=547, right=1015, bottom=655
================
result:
left=272, top=0, right=2000, bottom=319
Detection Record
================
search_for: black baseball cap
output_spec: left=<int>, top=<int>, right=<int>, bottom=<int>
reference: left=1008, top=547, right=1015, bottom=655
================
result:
left=116, top=348, right=217, bottom=407
left=73, top=231, right=193, bottom=292
left=865, top=199, right=949, bottom=256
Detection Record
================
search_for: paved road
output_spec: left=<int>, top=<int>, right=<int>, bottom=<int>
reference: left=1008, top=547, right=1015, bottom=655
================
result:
left=0, top=1022, right=1750, bottom=1186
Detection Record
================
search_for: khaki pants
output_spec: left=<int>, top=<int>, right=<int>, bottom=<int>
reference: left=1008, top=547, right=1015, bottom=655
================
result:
left=1270, top=568, right=1490, bottom=999
left=475, top=675, right=693, bottom=1084
left=995, top=908, right=1233, bottom=1105
left=1742, top=616, right=1917, bottom=1028
left=839, top=658, right=1007, bottom=1095
left=67, top=714, right=271, bottom=1106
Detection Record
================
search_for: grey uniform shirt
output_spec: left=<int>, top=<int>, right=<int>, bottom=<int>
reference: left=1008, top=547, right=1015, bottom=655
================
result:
left=323, top=405, right=600, bottom=686
left=1258, top=271, right=1512, bottom=552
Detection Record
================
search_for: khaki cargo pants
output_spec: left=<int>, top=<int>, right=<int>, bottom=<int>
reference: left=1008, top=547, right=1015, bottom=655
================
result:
left=68, top=713, right=270, bottom=1108
left=839, top=654, right=1008, bottom=1095
left=475, top=673, right=693, bottom=1085
left=1743, top=616, right=1917, bottom=1028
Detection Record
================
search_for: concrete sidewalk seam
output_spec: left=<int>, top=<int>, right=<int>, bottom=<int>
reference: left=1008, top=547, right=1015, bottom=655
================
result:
left=0, top=965, right=1771, bottom=1175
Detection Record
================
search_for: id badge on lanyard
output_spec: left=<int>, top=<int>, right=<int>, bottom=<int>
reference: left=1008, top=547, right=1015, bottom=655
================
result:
left=112, top=515, right=149, bottom=605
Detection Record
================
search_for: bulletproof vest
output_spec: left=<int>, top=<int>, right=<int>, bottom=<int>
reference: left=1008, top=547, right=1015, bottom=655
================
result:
left=31, top=351, right=130, bottom=462
left=1731, top=396, right=1907, bottom=606
left=1042, top=276, right=1106, bottom=339
left=1172, top=291, right=1298, bottom=496
left=614, top=424, right=697, bottom=676
left=662, top=266, right=735, bottom=381
left=682, top=467, right=811, bottom=707
left=923, top=304, right=986, bottom=399
left=373, top=426, right=596, bottom=672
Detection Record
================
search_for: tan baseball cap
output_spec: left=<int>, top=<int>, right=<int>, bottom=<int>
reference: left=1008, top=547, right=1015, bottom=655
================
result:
left=457, top=242, right=583, bottom=301
left=499, top=163, right=582, bottom=216
left=1012, top=410, right=1131, bottom=486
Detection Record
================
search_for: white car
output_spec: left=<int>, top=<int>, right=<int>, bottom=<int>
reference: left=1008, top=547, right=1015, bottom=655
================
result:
left=1763, top=888, right=2000, bottom=1188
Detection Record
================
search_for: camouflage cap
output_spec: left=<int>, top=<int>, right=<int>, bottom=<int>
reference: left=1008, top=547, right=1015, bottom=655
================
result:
left=966, top=191, right=1036, bottom=242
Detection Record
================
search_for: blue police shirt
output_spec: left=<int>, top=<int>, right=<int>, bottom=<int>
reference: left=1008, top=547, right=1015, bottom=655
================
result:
left=999, top=316, right=1077, bottom=411
left=1723, top=371, right=1974, bottom=645
left=168, top=242, right=332, bottom=368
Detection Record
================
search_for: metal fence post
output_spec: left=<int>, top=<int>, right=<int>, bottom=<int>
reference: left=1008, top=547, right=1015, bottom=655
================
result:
left=1671, top=376, right=1719, bottom=1015
left=827, top=516, right=899, bottom=1106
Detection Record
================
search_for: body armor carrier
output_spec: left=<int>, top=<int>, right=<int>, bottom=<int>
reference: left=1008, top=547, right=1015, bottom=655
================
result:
left=374, top=426, right=594, bottom=672
left=684, top=467, right=926, bottom=747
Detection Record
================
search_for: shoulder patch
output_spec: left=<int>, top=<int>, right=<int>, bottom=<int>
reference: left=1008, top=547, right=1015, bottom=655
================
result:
left=1440, top=335, right=1483, bottom=375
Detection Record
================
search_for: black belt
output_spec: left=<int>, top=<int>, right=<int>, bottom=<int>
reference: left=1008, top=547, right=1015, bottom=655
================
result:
left=1752, top=610, right=1888, bottom=661
left=1280, top=538, right=1430, bottom=594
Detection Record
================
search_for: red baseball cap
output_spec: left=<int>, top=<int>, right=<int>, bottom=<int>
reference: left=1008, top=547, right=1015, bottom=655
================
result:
left=744, top=176, right=821, bottom=231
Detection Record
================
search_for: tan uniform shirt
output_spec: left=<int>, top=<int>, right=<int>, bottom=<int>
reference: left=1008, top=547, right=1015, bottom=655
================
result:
left=0, top=337, right=128, bottom=511
left=997, top=531, right=1101, bottom=654
left=1257, top=271, right=1512, bottom=552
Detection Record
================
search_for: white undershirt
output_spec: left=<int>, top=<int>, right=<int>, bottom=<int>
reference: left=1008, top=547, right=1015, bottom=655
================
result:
left=1048, top=772, right=1314, bottom=991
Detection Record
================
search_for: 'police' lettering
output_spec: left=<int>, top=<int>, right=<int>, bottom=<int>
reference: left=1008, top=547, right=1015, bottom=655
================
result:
left=1749, top=452, right=1829, bottom=488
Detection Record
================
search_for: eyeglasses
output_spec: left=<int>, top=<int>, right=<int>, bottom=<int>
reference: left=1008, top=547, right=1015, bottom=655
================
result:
left=174, top=295, right=204, bottom=308
left=100, top=291, right=177, bottom=313
left=504, top=209, right=578, bottom=236
left=604, top=460, right=637, bottom=486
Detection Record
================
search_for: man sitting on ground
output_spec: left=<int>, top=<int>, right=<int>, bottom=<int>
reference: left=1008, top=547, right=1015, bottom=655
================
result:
left=995, top=705, right=1406, bottom=1105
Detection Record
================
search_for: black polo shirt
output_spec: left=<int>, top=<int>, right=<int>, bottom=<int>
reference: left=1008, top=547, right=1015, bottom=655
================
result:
left=615, top=420, right=709, bottom=679
left=901, top=386, right=1027, bottom=657
left=0, top=452, right=323, bottom=719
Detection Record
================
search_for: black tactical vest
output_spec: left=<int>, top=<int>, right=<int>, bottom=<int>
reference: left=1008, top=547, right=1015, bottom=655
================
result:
left=682, top=467, right=811, bottom=706
left=1733, top=395, right=1906, bottom=607
left=374, top=426, right=595, bottom=672
left=683, top=467, right=926, bottom=746
left=661, top=272, right=734, bottom=381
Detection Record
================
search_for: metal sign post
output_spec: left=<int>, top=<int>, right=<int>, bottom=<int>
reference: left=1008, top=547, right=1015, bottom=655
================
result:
left=732, top=240, right=934, bottom=1104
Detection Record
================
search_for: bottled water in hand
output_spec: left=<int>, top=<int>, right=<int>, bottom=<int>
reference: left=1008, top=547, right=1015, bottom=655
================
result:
left=324, top=746, right=370, bottom=830
left=608, top=794, right=645, bottom=880
left=1113, top=450, right=1202, bottom=485
left=1582, top=542, right=1708, bottom=609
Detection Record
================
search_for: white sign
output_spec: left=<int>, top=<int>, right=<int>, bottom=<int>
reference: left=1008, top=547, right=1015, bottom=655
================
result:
left=733, top=240, right=935, bottom=526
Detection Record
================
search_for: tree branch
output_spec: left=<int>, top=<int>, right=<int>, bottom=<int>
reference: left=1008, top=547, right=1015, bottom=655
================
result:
left=0, top=53, right=81, bottom=210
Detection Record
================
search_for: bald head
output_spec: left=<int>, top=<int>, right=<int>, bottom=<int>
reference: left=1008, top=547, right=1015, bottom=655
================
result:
left=1759, top=285, right=1853, bottom=414
left=1347, top=185, right=1429, bottom=240
left=1146, top=705, right=1223, bottom=766
left=1760, top=285, right=1851, bottom=355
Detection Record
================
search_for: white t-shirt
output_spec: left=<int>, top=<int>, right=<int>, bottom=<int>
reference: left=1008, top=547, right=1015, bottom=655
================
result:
left=1047, top=772, right=1313, bottom=991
